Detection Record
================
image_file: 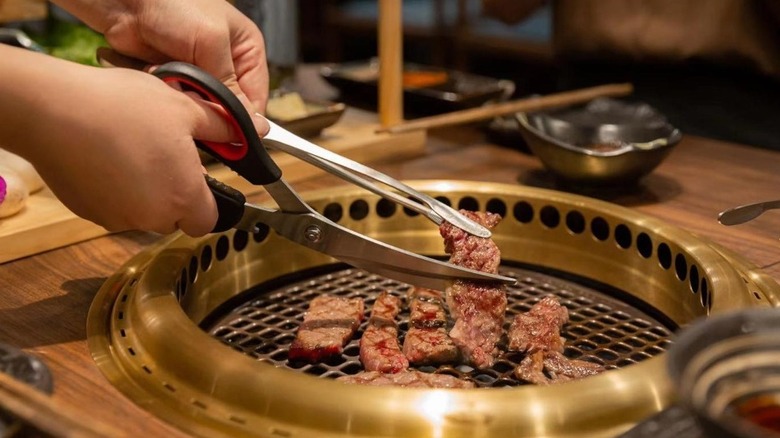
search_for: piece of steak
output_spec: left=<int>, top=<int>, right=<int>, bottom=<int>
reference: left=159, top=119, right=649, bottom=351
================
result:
left=508, top=295, right=569, bottom=354
left=509, top=295, right=605, bottom=384
left=542, top=351, right=605, bottom=382
left=337, top=370, right=475, bottom=389
left=514, top=351, right=548, bottom=385
left=514, top=351, right=605, bottom=385
left=360, top=292, right=408, bottom=373
left=402, top=287, right=459, bottom=365
left=288, top=295, right=364, bottom=362
left=440, top=210, right=507, bottom=369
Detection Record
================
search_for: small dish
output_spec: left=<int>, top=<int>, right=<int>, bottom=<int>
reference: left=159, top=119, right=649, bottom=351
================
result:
left=266, top=91, right=346, bottom=138
left=320, top=58, right=514, bottom=117
left=515, top=98, right=682, bottom=186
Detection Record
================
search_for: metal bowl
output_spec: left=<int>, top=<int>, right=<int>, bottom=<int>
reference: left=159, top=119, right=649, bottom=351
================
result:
left=515, top=98, right=682, bottom=186
left=667, top=308, right=780, bottom=438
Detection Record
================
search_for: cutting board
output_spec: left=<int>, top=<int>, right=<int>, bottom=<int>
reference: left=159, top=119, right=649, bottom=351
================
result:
left=0, top=109, right=426, bottom=264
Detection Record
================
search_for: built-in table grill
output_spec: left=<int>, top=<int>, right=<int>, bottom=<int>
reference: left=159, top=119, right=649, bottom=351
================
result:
left=87, top=180, right=780, bottom=438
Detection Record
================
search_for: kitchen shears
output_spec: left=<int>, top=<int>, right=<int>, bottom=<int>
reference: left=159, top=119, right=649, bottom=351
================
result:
left=152, top=62, right=515, bottom=290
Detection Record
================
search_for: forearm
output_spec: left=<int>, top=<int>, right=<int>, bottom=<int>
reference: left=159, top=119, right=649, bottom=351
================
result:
left=0, top=45, right=90, bottom=160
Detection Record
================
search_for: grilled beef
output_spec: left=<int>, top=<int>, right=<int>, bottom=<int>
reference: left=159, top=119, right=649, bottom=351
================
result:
left=337, top=370, right=475, bottom=388
left=289, top=295, right=364, bottom=362
left=402, top=287, right=459, bottom=365
left=508, top=295, right=568, bottom=354
left=440, top=211, right=507, bottom=369
left=509, top=295, right=605, bottom=384
left=360, top=292, right=408, bottom=373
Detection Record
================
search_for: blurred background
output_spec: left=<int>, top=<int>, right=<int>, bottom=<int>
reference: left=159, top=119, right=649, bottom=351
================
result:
left=2, top=0, right=779, bottom=149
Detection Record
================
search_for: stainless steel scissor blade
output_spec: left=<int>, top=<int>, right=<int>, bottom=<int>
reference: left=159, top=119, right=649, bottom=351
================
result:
left=233, top=193, right=516, bottom=291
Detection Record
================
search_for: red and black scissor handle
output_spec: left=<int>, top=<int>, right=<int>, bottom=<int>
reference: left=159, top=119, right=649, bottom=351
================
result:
left=152, top=62, right=279, bottom=232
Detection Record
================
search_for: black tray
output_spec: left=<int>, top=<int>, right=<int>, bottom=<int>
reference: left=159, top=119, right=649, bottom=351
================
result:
left=320, top=59, right=514, bottom=117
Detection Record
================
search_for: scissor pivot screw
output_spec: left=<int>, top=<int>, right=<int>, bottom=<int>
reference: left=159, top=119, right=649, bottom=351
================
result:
left=304, top=225, right=323, bottom=243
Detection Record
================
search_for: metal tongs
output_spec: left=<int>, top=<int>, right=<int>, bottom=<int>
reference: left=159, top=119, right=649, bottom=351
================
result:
left=718, top=199, right=780, bottom=226
left=153, top=62, right=515, bottom=290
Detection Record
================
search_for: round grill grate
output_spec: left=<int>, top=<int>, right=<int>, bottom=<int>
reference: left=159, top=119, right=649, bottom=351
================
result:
left=207, top=264, right=674, bottom=388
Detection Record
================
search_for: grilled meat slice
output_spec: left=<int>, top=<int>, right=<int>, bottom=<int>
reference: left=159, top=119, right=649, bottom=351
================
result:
left=440, top=211, right=507, bottom=369
left=509, top=296, right=605, bottom=384
left=542, top=351, right=604, bottom=382
left=337, top=370, right=475, bottom=389
left=508, top=295, right=569, bottom=354
left=360, top=292, right=408, bottom=373
left=514, top=351, right=604, bottom=385
left=514, top=351, right=548, bottom=385
left=289, top=295, right=364, bottom=362
left=402, top=287, right=458, bottom=365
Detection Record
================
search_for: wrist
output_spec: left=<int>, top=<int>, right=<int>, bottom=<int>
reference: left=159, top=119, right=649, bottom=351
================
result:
left=0, top=45, right=96, bottom=160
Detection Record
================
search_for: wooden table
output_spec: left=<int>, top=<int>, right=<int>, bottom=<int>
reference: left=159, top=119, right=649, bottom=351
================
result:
left=1, top=118, right=779, bottom=436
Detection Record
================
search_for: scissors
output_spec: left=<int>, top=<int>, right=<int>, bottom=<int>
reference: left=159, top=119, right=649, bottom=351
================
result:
left=152, top=62, right=515, bottom=290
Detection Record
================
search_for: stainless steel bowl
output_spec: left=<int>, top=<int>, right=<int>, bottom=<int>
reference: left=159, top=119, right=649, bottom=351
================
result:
left=515, top=98, right=682, bottom=186
left=667, top=308, right=780, bottom=438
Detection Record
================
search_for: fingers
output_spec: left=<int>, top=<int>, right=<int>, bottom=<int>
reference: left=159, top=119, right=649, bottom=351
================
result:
left=176, top=175, right=218, bottom=237
left=187, top=92, right=269, bottom=143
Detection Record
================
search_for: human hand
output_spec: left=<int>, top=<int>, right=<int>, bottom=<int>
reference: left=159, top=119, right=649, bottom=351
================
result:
left=53, top=0, right=269, bottom=134
left=2, top=46, right=234, bottom=236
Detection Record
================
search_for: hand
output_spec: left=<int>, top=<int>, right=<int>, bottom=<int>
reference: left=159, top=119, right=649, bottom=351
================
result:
left=53, top=0, right=269, bottom=133
left=1, top=46, right=232, bottom=236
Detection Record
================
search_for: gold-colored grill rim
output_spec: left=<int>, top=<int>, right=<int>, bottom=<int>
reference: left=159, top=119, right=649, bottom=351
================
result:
left=87, top=180, right=780, bottom=438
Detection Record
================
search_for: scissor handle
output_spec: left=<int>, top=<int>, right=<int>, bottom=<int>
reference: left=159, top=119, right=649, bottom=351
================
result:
left=152, top=62, right=282, bottom=186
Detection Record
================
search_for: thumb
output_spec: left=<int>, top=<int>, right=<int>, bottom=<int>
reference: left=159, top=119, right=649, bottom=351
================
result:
left=222, top=76, right=270, bottom=137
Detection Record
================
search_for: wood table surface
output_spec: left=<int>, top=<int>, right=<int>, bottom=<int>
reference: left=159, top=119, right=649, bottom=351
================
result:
left=1, top=115, right=780, bottom=437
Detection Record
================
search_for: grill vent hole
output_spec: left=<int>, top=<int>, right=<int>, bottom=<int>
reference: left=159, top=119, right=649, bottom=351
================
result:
left=689, top=265, right=700, bottom=294
left=615, top=224, right=632, bottom=249
left=349, top=200, right=370, bottom=220
left=512, top=201, right=533, bottom=223
left=252, top=224, right=270, bottom=243
left=376, top=198, right=396, bottom=218
left=323, top=203, right=343, bottom=222
left=457, top=197, right=478, bottom=211
left=486, top=198, right=507, bottom=217
left=657, top=243, right=672, bottom=269
left=565, top=211, right=586, bottom=234
left=189, top=257, right=198, bottom=283
left=540, top=206, right=560, bottom=229
left=590, top=217, right=610, bottom=241
left=200, top=245, right=213, bottom=271
left=233, top=230, right=249, bottom=252
left=675, top=254, right=688, bottom=281
left=216, top=236, right=229, bottom=261
left=637, top=233, right=653, bottom=258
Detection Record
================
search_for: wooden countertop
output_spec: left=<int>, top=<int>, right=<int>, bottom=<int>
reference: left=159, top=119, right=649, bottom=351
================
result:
left=1, top=115, right=779, bottom=436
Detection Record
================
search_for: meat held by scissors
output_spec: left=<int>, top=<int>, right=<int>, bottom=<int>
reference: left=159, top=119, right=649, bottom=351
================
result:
left=440, top=210, right=507, bottom=369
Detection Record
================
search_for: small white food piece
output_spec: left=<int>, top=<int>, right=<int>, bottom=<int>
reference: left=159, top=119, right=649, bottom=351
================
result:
left=266, top=92, right=309, bottom=121
left=0, top=148, right=45, bottom=194
left=0, top=170, right=29, bottom=218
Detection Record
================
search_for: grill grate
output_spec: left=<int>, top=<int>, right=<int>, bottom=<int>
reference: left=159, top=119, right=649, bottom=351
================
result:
left=207, top=264, right=674, bottom=388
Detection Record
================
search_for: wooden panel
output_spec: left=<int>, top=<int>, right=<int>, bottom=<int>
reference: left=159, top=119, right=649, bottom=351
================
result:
left=0, top=109, right=426, bottom=264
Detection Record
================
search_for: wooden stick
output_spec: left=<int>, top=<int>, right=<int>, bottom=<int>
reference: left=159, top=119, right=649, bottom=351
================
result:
left=0, top=371, right=125, bottom=437
left=376, top=82, right=634, bottom=134
left=378, top=0, right=404, bottom=127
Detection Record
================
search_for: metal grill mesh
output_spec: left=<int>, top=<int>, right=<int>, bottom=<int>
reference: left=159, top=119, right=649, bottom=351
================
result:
left=207, top=264, right=673, bottom=388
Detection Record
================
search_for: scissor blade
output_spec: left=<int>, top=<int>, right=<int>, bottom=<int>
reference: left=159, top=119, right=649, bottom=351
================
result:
left=235, top=204, right=516, bottom=290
